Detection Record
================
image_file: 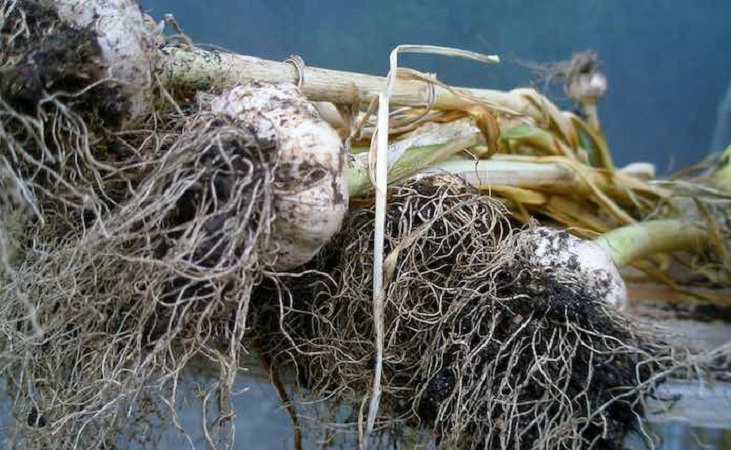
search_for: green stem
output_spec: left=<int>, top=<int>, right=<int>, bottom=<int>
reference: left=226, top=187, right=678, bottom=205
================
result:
left=346, top=133, right=481, bottom=198
left=595, top=219, right=708, bottom=268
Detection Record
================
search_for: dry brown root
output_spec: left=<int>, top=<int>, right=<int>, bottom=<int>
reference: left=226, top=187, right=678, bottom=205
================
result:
left=0, top=98, right=280, bottom=447
left=0, top=4, right=346, bottom=441
left=253, top=174, right=711, bottom=450
left=0, top=11, right=175, bottom=438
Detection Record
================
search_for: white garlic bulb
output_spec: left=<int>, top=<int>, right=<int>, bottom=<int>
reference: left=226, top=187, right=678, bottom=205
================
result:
left=52, top=0, right=163, bottom=121
left=212, top=81, right=349, bottom=270
left=519, top=227, right=627, bottom=310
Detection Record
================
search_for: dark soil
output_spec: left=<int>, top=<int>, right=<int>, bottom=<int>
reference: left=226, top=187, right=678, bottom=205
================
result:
left=0, top=0, right=129, bottom=127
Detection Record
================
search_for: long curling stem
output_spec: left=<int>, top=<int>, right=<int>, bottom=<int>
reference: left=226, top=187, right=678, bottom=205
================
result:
left=595, top=219, right=708, bottom=268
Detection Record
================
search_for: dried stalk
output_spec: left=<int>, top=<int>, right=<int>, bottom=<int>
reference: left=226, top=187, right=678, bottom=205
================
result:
left=158, top=46, right=543, bottom=117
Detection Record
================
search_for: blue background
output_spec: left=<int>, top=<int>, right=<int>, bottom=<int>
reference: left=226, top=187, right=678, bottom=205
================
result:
left=140, top=0, right=731, bottom=171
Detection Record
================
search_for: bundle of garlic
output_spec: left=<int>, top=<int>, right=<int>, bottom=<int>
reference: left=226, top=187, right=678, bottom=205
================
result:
left=0, top=0, right=347, bottom=446
left=1, top=0, right=347, bottom=270
left=1, top=0, right=730, bottom=449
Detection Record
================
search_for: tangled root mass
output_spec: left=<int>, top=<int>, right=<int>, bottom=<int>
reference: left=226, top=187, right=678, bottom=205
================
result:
left=0, top=97, right=279, bottom=446
left=255, top=176, right=696, bottom=450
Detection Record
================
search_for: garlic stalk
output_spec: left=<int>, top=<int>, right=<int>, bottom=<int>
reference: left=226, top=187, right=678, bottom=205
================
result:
left=158, top=46, right=543, bottom=118
left=595, top=220, right=708, bottom=270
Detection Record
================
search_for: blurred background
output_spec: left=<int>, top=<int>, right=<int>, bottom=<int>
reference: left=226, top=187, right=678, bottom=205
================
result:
left=140, top=0, right=731, bottom=173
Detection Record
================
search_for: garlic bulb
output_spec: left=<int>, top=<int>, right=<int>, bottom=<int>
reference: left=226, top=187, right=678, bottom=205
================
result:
left=565, top=71, right=608, bottom=104
left=51, top=0, right=163, bottom=121
left=212, top=81, right=348, bottom=270
left=520, top=227, right=627, bottom=310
